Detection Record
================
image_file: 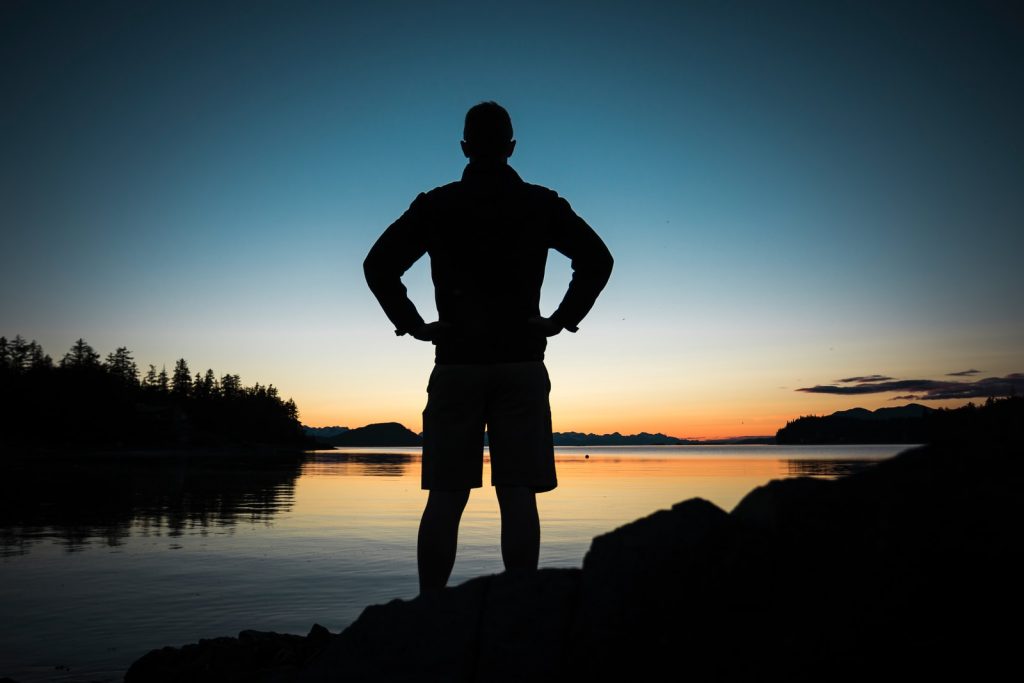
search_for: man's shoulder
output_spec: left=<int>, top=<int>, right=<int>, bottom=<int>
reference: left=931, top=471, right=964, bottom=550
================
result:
left=416, top=180, right=462, bottom=203
left=520, top=179, right=561, bottom=201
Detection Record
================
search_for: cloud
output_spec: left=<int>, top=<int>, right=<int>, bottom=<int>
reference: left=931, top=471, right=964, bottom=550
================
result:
left=925, top=374, right=1024, bottom=400
left=836, top=375, right=894, bottom=383
left=798, top=373, right=1024, bottom=400
left=946, top=369, right=981, bottom=376
left=890, top=395, right=920, bottom=401
left=800, top=379, right=943, bottom=395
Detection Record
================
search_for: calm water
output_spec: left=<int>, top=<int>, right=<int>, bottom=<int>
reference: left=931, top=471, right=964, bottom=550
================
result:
left=0, top=444, right=908, bottom=682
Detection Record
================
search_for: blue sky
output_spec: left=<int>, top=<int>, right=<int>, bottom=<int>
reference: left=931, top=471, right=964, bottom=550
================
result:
left=2, top=1, right=1022, bottom=436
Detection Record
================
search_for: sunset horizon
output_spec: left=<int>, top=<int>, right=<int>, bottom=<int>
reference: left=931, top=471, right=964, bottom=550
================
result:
left=7, top=330, right=1014, bottom=440
left=5, top=3, right=1021, bottom=447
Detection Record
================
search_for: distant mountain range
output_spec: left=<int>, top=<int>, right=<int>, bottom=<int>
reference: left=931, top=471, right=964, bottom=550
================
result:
left=303, top=425, right=349, bottom=439
left=304, top=424, right=774, bottom=447
left=306, top=401, right=998, bottom=448
left=550, top=432, right=774, bottom=446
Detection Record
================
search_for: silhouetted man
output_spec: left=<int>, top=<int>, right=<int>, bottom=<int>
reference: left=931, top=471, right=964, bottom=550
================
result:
left=364, top=102, right=613, bottom=593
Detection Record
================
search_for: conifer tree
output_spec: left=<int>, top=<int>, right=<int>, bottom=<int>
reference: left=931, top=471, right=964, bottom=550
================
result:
left=192, top=371, right=206, bottom=398
left=284, top=398, right=299, bottom=421
left=60, top=339, right=101, bottom=369
left=9, top=335, right=30, bottom=371
left=221, top=373, right=241, bottom=398
left=171, top=358, right=191, bottom=397
left=202, top=369, right=218, bottom=397
left=27, top=342, right=52, bottom=371
left=105, top=347, right=139, bottom=385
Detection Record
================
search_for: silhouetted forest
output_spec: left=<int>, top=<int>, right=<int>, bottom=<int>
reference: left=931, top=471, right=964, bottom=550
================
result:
left=776, top=396, right=1022, bottom=445
left=0, top=335, right=308, bottom=451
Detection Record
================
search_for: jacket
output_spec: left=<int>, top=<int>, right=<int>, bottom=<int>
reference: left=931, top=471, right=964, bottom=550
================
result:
left=364, top=161, right=613, bottom=364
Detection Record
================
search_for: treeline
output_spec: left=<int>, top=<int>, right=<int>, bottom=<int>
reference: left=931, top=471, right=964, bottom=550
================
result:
left=0, top=335, right=308, bottom=451
left=776, top=396, right=1022, bottom=445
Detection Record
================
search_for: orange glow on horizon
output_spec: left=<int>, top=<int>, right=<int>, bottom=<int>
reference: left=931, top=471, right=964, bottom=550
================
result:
left=297, top=396, right=977, bottom=441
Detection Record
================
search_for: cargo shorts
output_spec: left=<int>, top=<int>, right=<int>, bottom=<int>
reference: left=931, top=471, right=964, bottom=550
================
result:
left=421, top=361, right=557, bottom=492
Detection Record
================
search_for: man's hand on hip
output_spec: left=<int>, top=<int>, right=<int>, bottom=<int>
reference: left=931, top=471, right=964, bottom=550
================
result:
left=527, top=316, right=563, bottom=338
left=412, top=321, right=455, bottom=343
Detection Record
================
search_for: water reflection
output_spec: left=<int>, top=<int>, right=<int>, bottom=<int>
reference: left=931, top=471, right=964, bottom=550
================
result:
left=301, top=451, right=415, bottom=478
left=784, top=458, right=883, bottom=477
left=0, top=449, right=893, bottom=558
left=0, top=453, right=302, bottom=556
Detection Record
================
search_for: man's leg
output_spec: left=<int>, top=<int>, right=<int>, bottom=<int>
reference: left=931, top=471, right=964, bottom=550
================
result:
left=495, top=485, right=539, bottom=572
left=417, top=488, right=471, bottom=593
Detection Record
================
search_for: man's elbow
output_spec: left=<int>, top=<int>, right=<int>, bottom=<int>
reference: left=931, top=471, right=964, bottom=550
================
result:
left=598, top=248, right=614, bottom=282
left=363, top=253, right=381, bottom=288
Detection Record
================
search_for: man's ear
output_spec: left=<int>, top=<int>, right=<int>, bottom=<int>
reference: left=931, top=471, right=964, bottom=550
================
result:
left=505, top=139, right=516, bottom=158
left=461, top=140, right=471, bottom=159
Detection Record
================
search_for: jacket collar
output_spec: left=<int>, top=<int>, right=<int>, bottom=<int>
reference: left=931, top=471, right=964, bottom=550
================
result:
left=461, top=162, right=522, bottom=184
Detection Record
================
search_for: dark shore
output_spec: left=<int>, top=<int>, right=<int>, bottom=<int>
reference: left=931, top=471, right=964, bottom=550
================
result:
left=118, top=398, right=1023, bottom=683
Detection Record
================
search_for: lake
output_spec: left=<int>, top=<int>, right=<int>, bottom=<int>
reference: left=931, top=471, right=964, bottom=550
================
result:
left=0, top=444, right=908, bottom=682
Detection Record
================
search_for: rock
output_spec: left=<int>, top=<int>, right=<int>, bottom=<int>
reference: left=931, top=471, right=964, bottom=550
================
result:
left=125, top=624, right=330, bottom=683
left=300, top=568, right=581, bottom=683
left=474, top=569, right=580, bottom=682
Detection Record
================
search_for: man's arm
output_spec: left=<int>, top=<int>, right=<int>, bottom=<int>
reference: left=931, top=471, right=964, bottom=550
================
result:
left=363, top=194, right=430, bottom=336
left=546, top=196, right=614, bottom=333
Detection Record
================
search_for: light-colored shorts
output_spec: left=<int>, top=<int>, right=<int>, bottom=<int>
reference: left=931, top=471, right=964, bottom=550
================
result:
left=421, top=361, right=557, bottom=492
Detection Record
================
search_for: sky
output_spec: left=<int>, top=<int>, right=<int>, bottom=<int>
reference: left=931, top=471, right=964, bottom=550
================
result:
left=2, top=0, right=1022, bottom=438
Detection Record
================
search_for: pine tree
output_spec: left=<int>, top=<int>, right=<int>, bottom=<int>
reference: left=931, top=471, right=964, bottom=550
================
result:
left=0, top=336, right=51, bottom=373
left=27, top=341, right=52, bottom=371
left=202, top=368, right=218, bottom=397
left=104, top=347, right=139, bottom=385
left=221, top=373, right=241, bottom=398
left=60, top=338, right=101, bottom=369
left=157, top=366, right=170, bottom=394
left=9, top=335, right=30, bottom=371
left=171, top=358, right=191, bottom=397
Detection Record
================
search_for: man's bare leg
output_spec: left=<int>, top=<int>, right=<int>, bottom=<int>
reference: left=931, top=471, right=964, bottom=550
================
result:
left=417, top=488, right=471, bottom=594
left=495, top=485, right=539, bottom=572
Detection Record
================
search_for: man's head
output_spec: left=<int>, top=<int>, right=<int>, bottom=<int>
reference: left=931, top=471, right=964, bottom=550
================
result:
left=461, top=101, right=515, bottom=162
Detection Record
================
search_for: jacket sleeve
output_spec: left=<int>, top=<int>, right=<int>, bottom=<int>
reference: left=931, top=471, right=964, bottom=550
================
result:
left=363, top=193, right=430, bottom=336
left=547, top=196, right=614, bottom=332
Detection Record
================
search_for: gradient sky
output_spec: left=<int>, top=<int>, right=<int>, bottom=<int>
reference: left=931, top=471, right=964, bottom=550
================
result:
left=3, top=1, right=1022, bottom=438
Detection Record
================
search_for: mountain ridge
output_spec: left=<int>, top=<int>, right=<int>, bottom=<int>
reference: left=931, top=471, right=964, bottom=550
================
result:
left=305, top=424, right=774, bottom=446
left=307, top=404, right=940, bottom=447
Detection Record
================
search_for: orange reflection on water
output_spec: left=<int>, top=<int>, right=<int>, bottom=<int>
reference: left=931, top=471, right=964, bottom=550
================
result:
left=291, top=446, right=894, bottom=569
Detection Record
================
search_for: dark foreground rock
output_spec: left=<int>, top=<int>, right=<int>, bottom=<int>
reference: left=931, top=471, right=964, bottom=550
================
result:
left=126, top=625, right=331, bottom=683
left=127, top=413, right=1024, bottom=682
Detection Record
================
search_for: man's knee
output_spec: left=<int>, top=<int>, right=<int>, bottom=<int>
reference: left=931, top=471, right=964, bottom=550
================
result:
left=425, top=488, right=471, bottom=514
left=495, top=485, right=536, bottom=511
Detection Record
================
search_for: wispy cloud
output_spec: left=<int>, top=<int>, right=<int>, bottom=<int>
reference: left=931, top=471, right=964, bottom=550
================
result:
left=798, top=373, right=1023, bottom=400
left=946, top=369, right=981, bottom=376
left=837, top=375, right=894, bottom=383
